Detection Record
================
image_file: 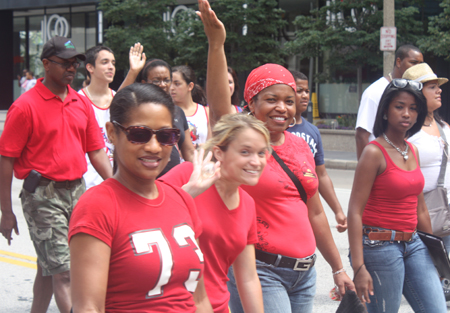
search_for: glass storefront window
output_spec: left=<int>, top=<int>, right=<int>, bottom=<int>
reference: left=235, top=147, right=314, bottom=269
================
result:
left=29, top=16, right=44, bottom=78
left=13, top=17, right=26, bottom=99
left=12, top=5, right=97, bottom=99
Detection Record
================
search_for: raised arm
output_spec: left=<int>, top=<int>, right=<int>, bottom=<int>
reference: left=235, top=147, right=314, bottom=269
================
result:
left=197, top=0, right=233, bottom=128
left=118, top=43, right=146, bottom=91
left=181, top=149, right=220, bottom=198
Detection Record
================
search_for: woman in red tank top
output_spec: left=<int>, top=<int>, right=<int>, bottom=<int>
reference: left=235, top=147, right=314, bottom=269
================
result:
left=348, top=79, right=447, bottom=312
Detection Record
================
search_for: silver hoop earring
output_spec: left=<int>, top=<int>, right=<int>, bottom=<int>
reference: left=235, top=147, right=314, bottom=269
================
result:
left=383, top=114, right=388, bottom=120
left=247, top=111, right=253, bottom=116
left=288, top=117, right=297, bottom=127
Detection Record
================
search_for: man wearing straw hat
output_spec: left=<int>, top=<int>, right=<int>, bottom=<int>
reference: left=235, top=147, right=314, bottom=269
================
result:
left=355, top=44, right=423, bottom=159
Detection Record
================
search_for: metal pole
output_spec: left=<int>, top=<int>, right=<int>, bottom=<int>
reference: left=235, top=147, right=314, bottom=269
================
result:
left=383, top=0, right=395, bottom=77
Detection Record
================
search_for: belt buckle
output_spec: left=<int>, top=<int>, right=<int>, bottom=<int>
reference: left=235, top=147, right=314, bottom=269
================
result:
left=407, top=230, right=417, bottom=242
left=293, top=258, right=313, bottom=271
left=364, top=227, right=379, bottom=234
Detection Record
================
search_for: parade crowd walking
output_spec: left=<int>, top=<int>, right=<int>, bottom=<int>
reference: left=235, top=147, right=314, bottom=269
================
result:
left=1, top=0, right=449, bottom=312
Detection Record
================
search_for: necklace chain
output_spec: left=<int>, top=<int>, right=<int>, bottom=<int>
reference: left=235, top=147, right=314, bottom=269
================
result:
left=85, top=85, right=93, bottom=100
left=383, top=133, right=409, bottom=161
left=423, top=117, right=434, bottom=127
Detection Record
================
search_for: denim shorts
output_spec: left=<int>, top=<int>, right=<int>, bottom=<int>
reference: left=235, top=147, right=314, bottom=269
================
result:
left=21, top=179, right=85, bottom=276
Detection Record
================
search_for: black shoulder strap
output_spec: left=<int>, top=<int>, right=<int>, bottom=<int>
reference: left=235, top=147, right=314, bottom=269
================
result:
left=272, top=150, right=307, bottom=204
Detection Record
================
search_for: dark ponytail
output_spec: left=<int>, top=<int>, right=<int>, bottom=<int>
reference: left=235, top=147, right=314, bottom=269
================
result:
left=172, top=65, right=207, bottom=105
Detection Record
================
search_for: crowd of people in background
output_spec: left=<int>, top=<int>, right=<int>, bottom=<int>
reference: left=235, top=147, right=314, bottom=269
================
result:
left=1, top=0, right=450, bottom=312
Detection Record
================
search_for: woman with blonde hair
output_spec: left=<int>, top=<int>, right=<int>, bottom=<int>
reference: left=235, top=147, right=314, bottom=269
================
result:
left=161, top=113, right=268, bottom=313
left=196, top=1, right=354, bottom=312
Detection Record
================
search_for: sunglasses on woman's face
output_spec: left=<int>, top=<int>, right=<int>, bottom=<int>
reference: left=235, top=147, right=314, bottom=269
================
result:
left=113, top=121, right=180, bottom=146
left=391, top=78, right=423, bottom=91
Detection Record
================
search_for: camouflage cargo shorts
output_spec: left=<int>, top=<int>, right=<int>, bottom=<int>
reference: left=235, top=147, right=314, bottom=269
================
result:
left=20, top=179, right=85, bottom=276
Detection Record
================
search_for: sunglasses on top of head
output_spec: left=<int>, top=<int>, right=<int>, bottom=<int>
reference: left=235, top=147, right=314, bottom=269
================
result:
left=390, top=78, right=423, bottom=91
left=113, top=121, right=180, bottom=146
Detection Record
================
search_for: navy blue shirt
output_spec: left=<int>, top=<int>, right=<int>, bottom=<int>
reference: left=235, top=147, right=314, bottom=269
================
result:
left=287, top=117, right=324, bottom=166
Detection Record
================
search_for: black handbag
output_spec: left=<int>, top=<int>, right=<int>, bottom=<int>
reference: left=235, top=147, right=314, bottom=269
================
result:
left=424, top=123, right=450, bottom=237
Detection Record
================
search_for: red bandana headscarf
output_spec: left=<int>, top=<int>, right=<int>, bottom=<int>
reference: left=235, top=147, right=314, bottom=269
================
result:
left=244, top=63, right=296, bottom=104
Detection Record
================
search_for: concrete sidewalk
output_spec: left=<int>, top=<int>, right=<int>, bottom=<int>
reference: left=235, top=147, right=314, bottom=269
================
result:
left=324, top=150, right=358, bottom=170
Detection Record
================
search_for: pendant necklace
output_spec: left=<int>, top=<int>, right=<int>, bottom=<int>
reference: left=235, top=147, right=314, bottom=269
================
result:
left=423, top=118, right=434, bottom=127
left=383, top=133, right=409, bottom=161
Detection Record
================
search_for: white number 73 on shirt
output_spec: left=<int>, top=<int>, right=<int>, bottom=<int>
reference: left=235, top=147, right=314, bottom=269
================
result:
left=130, top=224, right=203, bottom=298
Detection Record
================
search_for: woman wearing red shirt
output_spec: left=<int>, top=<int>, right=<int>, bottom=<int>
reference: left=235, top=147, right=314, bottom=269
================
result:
left=196, top=1, right=354, bottom=312
left=348, top=80, right=446, bottom=312
left=69, top=84, right=212, bottom=312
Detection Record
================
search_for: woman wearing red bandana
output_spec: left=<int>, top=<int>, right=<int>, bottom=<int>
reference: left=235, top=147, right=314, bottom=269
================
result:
left=197, top=1, right=355, bottom=312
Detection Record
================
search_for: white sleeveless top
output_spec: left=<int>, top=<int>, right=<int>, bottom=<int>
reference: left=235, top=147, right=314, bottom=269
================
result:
left=78, top=89, right=115, bottom=189
left=409, top=124, right=450, bottom=199
left=185, top=103, right=208, bottom=146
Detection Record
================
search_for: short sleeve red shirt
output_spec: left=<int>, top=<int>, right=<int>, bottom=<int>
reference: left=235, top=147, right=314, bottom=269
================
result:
left=161, top=162, right=257, bottom=313
left=242, top=131, right=319, bottom=258
left=0, top=78, right=104, bottom=180
left=69, top=179, right=203, bottom=312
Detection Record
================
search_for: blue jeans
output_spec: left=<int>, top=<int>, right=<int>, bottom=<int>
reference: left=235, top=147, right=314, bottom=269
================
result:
left=358, top=232, right=446, bottom=313
left=227, top=259, right=316, bottom=313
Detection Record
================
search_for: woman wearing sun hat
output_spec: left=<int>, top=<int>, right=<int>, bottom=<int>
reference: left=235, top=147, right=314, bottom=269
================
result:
left=404, top=63, right=450, bottom=302
left=404, top=64, right=450, bottom=244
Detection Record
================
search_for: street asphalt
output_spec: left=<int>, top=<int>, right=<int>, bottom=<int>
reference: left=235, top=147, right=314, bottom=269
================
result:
left=3, top=169, right=448, bottom=312
left=1, top=110, right=448, bottom=312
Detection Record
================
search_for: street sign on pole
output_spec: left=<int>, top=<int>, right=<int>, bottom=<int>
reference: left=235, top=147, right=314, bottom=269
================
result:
left=380, top=26, right=396, bottom=51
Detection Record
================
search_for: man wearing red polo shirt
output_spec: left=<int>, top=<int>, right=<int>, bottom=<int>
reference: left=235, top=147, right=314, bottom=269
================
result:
left=0, top=36, right=113, bottom=313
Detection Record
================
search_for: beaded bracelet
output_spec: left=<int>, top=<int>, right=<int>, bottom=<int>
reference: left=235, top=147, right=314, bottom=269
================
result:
left=332, top=268, right=346, bottom=276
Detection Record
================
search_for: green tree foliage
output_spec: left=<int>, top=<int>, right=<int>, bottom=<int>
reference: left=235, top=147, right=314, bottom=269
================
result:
left=100, top=0, right=286, bottom=76
left=284, top=0, right=424, bottom=83
left=418, top=0, right=450, bottom=60
left=99, top=0, right=175, bottom=71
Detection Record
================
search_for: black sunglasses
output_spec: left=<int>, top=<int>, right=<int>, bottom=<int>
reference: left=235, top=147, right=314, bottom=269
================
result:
left=113, top=121, right=180, bottom=146
left=391, top=78, right=423, bottom=91
left=46, top=58, right=81, bottom=69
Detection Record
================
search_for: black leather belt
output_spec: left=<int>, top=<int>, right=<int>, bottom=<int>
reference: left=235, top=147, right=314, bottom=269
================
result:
left=255, top=249, right=316, bottom=271
left=39, top=177, right=83, bottom=189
